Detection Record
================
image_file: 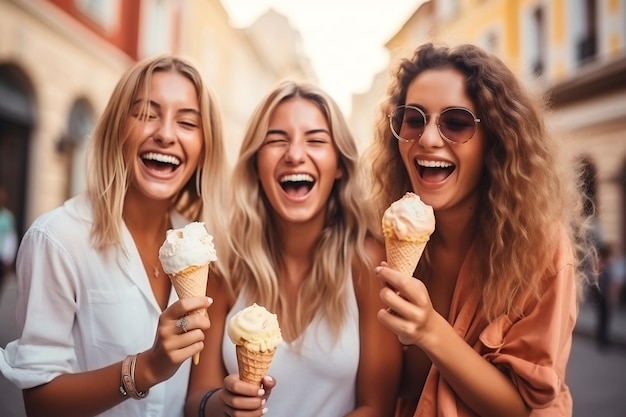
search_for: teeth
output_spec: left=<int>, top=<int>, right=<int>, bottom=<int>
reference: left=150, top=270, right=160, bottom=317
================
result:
left=417, top=159, right=453, bottom=168
left=142, top=152, right=180, bottom=166
left=279, top=173, right=314, bottom=183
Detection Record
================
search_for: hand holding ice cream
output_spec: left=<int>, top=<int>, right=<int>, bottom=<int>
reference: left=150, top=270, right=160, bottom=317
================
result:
left=382, top=192, right=435, bottom=276
left=228, top=303, right=282, bottom=386
left=159, top=221, right=217, bottom=364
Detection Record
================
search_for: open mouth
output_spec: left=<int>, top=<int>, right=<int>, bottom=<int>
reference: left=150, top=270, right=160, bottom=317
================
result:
left=141, top=152, right=181, bottom=173
left=279, top=173, right=315, bottom=198
left=416, top=159, right=455, bottom=182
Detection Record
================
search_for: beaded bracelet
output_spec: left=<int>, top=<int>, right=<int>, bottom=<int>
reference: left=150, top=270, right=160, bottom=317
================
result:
left=198, top=387, right=221, bottom=417
left=119, top=354, right=149, bottom=400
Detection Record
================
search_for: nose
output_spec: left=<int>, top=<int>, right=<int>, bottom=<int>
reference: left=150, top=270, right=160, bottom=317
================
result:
left=154, top=119, right=176, bottom=145
left=417, top=116, right=444, bottom=148
left=284, top=140, right=305, bottom=164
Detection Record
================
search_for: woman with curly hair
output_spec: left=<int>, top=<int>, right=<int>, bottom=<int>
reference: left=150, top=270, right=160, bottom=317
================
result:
left=365, top=43, right=594, bottom=417
left=0, top=54, right=229, bottom=416
left=186, top=80, right=402, bottom=417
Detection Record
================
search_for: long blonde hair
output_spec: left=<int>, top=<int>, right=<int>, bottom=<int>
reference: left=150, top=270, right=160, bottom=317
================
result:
left=227, top=80, right=377, bottom=339
left=86, top=54, right=229, bottom=274
left=364, top=43, right=594, bottom=321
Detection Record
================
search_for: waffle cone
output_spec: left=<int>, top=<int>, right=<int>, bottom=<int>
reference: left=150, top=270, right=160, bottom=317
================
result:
left=235, top=345, right=276, bottom=386
left=169, top=264, right=210, bottom=365
left=385, top=236, right=428, bottom=276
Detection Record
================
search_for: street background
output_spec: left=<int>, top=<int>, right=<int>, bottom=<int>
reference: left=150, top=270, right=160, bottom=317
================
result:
left=1, top=272, right=625, bottom=416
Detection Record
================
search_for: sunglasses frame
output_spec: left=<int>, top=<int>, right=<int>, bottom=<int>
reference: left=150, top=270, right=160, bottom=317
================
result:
left=389, top=105, right=481, bottom=145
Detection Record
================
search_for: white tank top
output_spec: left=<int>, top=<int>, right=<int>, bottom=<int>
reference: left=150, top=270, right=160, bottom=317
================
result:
left=222, top=279, right=359, bottom=417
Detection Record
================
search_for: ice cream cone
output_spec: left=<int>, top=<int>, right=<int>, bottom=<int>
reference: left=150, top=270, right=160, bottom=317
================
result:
left=170, top=264, right=209, bottom=317
left=385, top=235, right=428, bottom=276
left=235, top=345, right=276, bottom=386
left=169, top=264, right=209, bottom=365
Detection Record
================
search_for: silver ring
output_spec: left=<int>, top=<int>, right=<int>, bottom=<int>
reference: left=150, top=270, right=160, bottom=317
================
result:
left=175, top=316, right=189, bottom=333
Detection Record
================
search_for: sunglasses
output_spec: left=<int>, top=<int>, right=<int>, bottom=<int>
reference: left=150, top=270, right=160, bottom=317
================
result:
left=389, top=105, right=481, bottom=144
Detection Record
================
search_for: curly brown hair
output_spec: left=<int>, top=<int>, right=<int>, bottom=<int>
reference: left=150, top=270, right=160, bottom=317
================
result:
left=364, top=43, right=593, bottom=320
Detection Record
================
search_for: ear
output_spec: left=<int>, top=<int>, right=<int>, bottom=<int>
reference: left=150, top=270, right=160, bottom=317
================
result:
left=334, top=165, right=343, bottom=180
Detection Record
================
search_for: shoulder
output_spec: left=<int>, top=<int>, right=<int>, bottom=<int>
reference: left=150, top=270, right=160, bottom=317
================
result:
left=23, top=195, right=93, bottom=250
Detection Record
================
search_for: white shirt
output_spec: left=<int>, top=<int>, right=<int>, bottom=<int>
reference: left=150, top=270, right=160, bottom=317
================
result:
left=222, top=282, right=359, bottom=417
left=0, top=194, right=191, bottom=417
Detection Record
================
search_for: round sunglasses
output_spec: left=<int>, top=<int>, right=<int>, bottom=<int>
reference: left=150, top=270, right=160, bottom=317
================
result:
left=389, top=105, right=481, bottom=144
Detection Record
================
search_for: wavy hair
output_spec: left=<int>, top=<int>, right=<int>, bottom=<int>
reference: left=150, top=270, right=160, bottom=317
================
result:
left=227, top=80, right=378, bottom=340
left=364, top=43, right=593, bottom=321
left=86, top=54, right=229, bottom=274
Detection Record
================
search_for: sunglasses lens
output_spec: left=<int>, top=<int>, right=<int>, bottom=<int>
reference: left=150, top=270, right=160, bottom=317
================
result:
left=391, top=106, right=425, bottom=142
left=439, top=108, right=477, bottom=143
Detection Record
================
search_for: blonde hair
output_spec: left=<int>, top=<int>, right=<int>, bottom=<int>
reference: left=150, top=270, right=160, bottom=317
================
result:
left=86, top=54, right=229, bottom=274
left=364, top=43, right=594, bottom=321
left=227, top=80, right=377, bottom=340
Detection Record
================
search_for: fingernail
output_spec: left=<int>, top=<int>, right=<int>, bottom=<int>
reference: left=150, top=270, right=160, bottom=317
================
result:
left=258, top=388, right=265, bottom=396
left=375, top=266, right=382, bottom=273
left=262, top=399, right=267, bottom=405
left=262, top=408, right=269, bottom=415
left=207, top=297, right=213, bottom=304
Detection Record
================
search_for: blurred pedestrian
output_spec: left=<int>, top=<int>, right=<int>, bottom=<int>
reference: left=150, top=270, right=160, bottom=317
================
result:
left=365, top=42, right=595, bottom=416
left=0, top=54, right=229, bottom=417
left=593, top=244, right=613, bottom=349
left=0, top=185, right=17, bottom=294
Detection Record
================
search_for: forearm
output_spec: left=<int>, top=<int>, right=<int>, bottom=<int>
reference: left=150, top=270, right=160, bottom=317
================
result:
left=23, top=352, right=159, bottom=417
left=23, top=362, right=126, bottom=417
left=423, top=314, right=529, bottom=417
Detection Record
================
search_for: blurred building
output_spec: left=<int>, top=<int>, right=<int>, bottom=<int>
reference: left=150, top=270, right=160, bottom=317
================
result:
left=0, top=0, right=314, bottom=237
left=351, top=0, right=626, bottom=252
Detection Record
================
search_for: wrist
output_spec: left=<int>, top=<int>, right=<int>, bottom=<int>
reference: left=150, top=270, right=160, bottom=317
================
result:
left=119, top=354, right=149, bottom=400
left=198, top=388, right=222, bottom=417
left=134, top=351, right=158, bottom=393
left=418, top=312, right=447, bottom=352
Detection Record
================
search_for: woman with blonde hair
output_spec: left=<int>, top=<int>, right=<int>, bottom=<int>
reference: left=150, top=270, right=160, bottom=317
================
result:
left=0, top=54, right=229, bottom=417
left=366, top=43, right=594, bottom=416
left=186, top=80, right=402, bottom=417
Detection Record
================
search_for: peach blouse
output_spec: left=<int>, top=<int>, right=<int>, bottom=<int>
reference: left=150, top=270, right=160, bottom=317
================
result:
left=397, top=229, right=577, bottom=417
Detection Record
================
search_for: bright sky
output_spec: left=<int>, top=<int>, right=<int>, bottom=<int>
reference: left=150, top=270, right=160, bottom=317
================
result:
left=220, top=0, right=425, bottom=115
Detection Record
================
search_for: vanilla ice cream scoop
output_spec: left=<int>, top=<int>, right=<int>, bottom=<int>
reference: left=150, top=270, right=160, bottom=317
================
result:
left=382, top=192, right=435, bottom=243
left=382, top=192, right=435, bottom=276
left=158, top=221, right=217, bottom=275
left=228, top=303, right=282, bottom=352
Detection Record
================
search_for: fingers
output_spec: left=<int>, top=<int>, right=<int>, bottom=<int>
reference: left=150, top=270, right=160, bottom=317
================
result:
left=221, top=375, right=269, bottom=415
left=166, top=296, right=214, bottom=319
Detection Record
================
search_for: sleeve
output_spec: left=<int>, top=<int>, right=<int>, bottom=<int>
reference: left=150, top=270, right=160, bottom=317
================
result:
left=0, top=224, right=80, bottom=389
left=478, top=242, right=577, bottom=409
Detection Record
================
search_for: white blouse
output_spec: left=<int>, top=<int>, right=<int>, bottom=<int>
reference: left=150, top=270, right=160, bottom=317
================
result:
left=0, top=194, right=191, bottom=417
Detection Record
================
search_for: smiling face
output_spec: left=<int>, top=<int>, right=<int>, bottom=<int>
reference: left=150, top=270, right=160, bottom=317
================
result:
left=398, top=68, right=487, bottom=214
left=256, top=98, right=342, bottom=226
left=123, top=70, right=203, bottom=203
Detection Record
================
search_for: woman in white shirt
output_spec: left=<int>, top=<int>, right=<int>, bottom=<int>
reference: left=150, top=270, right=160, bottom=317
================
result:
left=186, top=80, right=402, bottom=417
left=0, top=54, right=229, bottom=417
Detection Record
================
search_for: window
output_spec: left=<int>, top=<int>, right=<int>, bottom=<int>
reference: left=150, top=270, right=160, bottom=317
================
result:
left=576, top=0, right=598, bottom=65
left=530, top=6, right=546, bottom=77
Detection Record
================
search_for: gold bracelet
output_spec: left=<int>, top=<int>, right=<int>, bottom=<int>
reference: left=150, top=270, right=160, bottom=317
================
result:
left=119, top=354, right=149, bottom=400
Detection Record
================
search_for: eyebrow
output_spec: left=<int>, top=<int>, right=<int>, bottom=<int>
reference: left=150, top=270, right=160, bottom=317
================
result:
left=266, top=128, right=330, bottom=135
left=131, top=99, right=200, bottom=116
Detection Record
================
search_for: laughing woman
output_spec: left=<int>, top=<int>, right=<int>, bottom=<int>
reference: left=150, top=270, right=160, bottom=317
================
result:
left=366, top=43, right=595, bottom=417
left=0, top=54, right=229, bottom=417
left=186, top=80, right=402, bottom=417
